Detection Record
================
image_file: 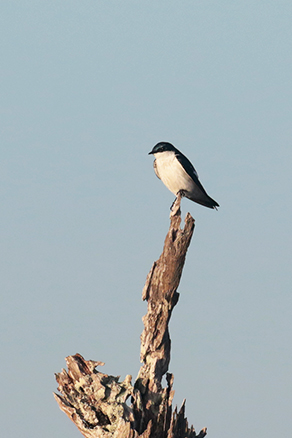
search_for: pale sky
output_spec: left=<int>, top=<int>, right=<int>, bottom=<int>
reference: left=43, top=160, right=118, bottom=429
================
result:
left=1, top=2, right=292, bottom=437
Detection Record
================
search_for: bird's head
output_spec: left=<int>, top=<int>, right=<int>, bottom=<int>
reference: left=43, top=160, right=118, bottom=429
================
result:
left=148, top=142, right=176, bottom=155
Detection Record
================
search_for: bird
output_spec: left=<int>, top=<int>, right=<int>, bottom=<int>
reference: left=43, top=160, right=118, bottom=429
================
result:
left=149, top=142, right=219, bottom=209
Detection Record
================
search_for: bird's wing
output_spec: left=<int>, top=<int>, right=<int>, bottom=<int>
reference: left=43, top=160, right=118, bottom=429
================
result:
left=175, top=151, right=208, bottom=195
left=153, top=159, right=161, bottom=180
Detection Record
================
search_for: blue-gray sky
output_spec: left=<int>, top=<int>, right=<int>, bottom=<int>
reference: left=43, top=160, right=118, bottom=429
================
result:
left=1, top=2, right=292, bottom=437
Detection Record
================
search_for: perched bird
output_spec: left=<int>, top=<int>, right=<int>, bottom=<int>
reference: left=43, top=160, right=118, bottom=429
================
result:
left=149, top=142, right=219, bottom=209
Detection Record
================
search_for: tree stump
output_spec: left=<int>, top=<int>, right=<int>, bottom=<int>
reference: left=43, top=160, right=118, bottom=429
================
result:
left=54, top=195, right=207, bottom=438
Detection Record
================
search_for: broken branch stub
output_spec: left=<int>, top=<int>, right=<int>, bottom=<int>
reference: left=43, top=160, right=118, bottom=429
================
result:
left=133, top=195, right=195, bottom=436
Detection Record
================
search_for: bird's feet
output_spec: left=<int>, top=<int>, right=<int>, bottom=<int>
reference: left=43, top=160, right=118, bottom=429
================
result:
left=177, top=189, right=186, bottom=198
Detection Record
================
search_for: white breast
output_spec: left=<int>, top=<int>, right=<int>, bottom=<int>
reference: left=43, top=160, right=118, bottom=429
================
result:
left=154, top=151, right=195, bottom=195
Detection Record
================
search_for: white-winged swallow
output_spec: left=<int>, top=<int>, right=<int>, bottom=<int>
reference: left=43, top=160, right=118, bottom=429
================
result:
left=149, top=142, right=219, bottom=209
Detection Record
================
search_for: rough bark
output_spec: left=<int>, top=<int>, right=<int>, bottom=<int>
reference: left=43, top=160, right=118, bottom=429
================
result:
left=54, top=195, right=207, bottom=438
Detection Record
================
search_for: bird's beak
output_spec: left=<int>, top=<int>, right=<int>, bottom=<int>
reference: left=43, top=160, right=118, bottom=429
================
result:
left=148, top=151, right=154, bottom=155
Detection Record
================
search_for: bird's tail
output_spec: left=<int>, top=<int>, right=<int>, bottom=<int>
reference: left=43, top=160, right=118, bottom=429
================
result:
left=188, top=194, right=219, bottom=209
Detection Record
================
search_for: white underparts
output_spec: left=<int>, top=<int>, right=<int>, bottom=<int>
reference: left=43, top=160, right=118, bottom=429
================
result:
left=153, top=151, right=195, bottom=196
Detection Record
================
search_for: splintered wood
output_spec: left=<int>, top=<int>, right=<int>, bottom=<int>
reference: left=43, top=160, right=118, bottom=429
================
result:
left=54, top=197, right=207, bottom=438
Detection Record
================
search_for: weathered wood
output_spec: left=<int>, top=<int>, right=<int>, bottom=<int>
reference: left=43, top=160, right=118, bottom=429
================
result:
left=54, top=195, right=207, bottom=438
left=133, top=195, right=196, bottom=437
left=54, top=354, right=135, bottom=438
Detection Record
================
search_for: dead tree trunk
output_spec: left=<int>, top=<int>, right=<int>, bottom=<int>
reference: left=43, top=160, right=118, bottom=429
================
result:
left=54, top=195, right=207, bottom=438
